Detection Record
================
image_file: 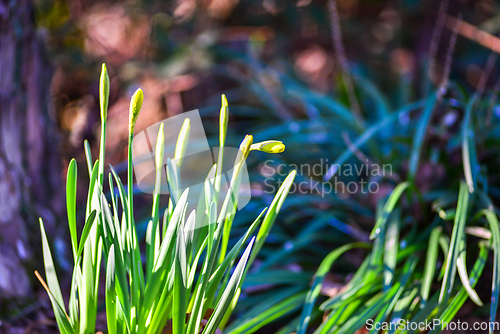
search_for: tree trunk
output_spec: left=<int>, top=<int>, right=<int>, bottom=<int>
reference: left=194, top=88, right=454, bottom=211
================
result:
left=0, top=0, right=62, bottom=299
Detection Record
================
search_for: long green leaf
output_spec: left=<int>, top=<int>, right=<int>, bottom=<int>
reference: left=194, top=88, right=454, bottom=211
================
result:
left=429, top=242, right=489, bottom=334
left=35, top=271, right=73, bottom=334
left=384, top=208, right=401, bottom=289
left=370, top=183, right=410, bottom=240
left=228, top=292, right=306, bottom=334
left=439, top=182, right=469, bottom=306
left=76, top=210, right=97, bottom=259
left=173, top=231, right=187, bottom=334
left=203, top=237, right=255, bottom=334
left=297, top=242, right=368, bottom=334
left=66, top=158, right=78, bottom=261
left=462, top=94, right=479, bottom=193
left=247, top=170, right=296, bottom=268
left=483, top=209, right=500, bottom=333
left=456, top=239, right=483, bottom=306
left=421, top=226, right=442, bottom=305
left=106, top=245, right=117, bottom=334
left=39, top=218, right=65, bottom=312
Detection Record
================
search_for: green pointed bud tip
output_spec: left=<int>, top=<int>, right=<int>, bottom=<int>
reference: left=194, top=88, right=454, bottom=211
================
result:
left=157, top=123, right=165, bottom=148
left=129, top=88, right=144, bottom=133
left=181, top=118, right=191, bottom=130
left=221, top=94, right=228, bottom=109
left=220, top=94, right=229, bottom=145
left=174, top=119, right=191, bottom=162
left=158, top=122, right=165, bottom=138
left=99, top=63, right=110, bottom=122
left=155, top=123, right=165, bottom=169
left=240, top=135, right=253, bottom=158
left=250, top=140, right=285, bottom=154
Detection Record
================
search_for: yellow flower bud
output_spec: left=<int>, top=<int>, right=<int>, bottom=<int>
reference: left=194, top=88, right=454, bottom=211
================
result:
left=220, top=94, right=229, bottom=146
left=155, top=123, right=165, bottom=172
left=174, top=118, right=191, bottom=163
left=250, top=140, right=285, bottom=154
left=99, top=63, right=110, bottom=122
left=129, top=88, right=144, bottom=134
left=240, top=135, right=254, bottom=159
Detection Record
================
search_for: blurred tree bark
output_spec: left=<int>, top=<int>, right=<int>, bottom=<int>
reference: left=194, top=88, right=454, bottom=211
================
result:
left=0, top=0, right=62, bottom=299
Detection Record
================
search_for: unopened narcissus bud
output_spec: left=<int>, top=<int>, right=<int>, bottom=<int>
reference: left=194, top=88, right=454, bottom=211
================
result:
left=220, top=94, right=229, bottom=146
left=174, top=118, right=190, bottom=162
left=240, top=135, right=254, bottom=159
left=155, top=123, right=165, bottom=172
left=232, top=135, right=253, bottom=178
left=100, top=63, right=110, bottom=122
left=129, top=88, right=144, bottom=134
left=250, top=140, right=285, bottom=154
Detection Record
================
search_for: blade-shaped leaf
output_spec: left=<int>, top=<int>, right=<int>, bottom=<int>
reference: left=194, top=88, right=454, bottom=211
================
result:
left=297, top=242, right=368, bottom=334
left=35, top=271, right=73, bottom=334
left=66, top=158, right=78, bottom=261
left=173, top=232, right=187, bottom=334
left=439, top=182, right=469, bottom=306
left=421, top=226, right=442, bottom=305
left=106, top=245, right=117, bottom=334
left=39, top=218, right=65, bottom=311
left=203, top=237, right=255, bottom=334
left=370, top=182, right=410, bottom=240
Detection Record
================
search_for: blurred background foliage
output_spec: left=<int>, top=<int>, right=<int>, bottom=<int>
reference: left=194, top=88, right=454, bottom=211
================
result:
left=6, top=0, right=500, bottom=332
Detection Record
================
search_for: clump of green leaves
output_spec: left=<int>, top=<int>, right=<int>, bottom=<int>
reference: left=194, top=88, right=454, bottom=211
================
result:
left=218, top=25, right=500, bottom=334
left=36, top=64, right=296, bottom=334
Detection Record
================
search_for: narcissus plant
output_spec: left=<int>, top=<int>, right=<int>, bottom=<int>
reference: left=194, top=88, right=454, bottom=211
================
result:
left=36, top=64, right=296, bottom=334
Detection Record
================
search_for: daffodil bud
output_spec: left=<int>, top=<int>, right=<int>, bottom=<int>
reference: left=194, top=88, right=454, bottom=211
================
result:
left=229, top=135, right=253, bottom=181
left=129, top=88, right=144, bottom=134
left=240, top=135, right=254, bottom=159
left=99, top=63, right=110, bottom=122
left=220, top=94, right=228, bottom=146
left=155, top=123, right=165, bottom=172
left=174, top=118, right=191, bottom=163
left=250, top=140, right=285, bottom=154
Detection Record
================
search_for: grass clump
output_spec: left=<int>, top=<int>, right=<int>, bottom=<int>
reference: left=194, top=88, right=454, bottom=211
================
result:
left=219, top=19, right=500, bottom=334
left=35, top=64, right=296, bottom=334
